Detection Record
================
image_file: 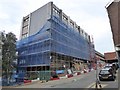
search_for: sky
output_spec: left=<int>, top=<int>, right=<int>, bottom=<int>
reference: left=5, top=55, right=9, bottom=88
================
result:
left=0, top=0, right=115, bottom=54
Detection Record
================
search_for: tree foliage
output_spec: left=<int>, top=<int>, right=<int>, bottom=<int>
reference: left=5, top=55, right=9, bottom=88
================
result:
left=2, top=32, right=17, bottom=85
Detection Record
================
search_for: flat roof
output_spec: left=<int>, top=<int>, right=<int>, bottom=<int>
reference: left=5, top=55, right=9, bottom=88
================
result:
left=105, top=0, right=120, bottom=8
left=105, top=0, right=114, bottom=8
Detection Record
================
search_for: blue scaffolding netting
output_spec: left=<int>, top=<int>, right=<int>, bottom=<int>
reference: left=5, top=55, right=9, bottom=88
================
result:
left=17, top=15, right=95, bottom=69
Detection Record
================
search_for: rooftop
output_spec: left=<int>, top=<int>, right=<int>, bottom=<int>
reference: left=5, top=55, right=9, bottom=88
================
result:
left=105, top=0, right=120, bottom=8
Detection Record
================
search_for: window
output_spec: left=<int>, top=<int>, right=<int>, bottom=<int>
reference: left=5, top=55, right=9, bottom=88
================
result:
left=81, top=30, right=83, bottom=34
left=85, top=33, right=87, bottom=38
left=53, top=7, right=60, bottom=15
left=70, top=20, right=74, bottom=28
left=76, top=25, right=78, bottom=29
left=24, top=18, right=29, bottom=22
left=63, top=15, right=68, bottom=21
left=23, top=16, right=29, bottom=22
left=75, top=25, right=79, bottom=32
left=22, top=26, right=28, bottom=33
left=22, top=33, right=28, bottom=39
left=62, top=14, right=68, bottom=25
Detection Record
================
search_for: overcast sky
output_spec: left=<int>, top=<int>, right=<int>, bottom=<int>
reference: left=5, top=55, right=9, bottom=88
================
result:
left=0, top=0, right=115, bottom=54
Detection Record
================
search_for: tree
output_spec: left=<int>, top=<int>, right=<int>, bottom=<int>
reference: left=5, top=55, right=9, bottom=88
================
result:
left=2, top=32, right=17, bottom=85
left=0, top=32, right=3, bottom=78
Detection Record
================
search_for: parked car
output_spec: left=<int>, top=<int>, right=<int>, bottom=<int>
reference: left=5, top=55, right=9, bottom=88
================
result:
left=104, top=63, right=116, bottom=74
left=99, top=68, right=116, bottom=81
left=104, top=64, right=113, bottom=69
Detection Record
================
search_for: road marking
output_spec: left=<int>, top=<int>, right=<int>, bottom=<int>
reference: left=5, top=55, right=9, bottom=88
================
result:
left=90, top=84, right=107, bottom=88
left=87, top=82, right=95, bottom=88
left=87, top=82, right=108, bottom=88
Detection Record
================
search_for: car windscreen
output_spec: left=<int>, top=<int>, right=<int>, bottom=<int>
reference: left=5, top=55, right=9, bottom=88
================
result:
left=104, top=66, right=111, bottom=68
left=100, top=70, right=110, bottom=74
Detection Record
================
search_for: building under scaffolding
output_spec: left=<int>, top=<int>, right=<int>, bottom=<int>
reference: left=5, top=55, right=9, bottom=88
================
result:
left=17, top=2, right=95, bottom=80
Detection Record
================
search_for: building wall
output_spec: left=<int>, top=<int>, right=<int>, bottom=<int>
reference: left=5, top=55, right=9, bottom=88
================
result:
left=29, top=2, right=52, bottom=36
left=104, top=52, right=117, bottom=60
left=20, top=15, right=30, bottom=39
left=20, top=2, right=52, bottom=39
left=107, top=1, right=120, bottom=46
left=106, top=1, right=120, bottom=65
left=118, top=2, right=120, bottom=46
left=20, top=2, right=90, bottom=42
left=95, top=50, right=104, bottom=60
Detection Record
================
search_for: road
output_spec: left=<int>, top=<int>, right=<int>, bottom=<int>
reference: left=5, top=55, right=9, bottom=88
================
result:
left=12, top=69, right=118, bottom=88
left=50, top=70, right=96, bottom=88
left=100, top=70, right=118, bottom=88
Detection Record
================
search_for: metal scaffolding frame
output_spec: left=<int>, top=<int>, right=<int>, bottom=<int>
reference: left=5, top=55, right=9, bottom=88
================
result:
left=17, top=15, right=95, bottom=79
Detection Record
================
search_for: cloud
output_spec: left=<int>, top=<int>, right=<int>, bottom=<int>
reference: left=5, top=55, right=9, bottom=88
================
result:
left=78, top=14, right=115, bottom=53
left=0, top=0, right=26, bottom=39
left=0, top=12, right=9, bottom=20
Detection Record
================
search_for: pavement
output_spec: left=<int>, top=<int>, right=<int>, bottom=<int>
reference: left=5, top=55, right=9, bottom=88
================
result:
left=2, top=67, right=118, bottom=88
left=1, top=68, right=92, bottom=88
left=6, top=69, right=95, bottom=88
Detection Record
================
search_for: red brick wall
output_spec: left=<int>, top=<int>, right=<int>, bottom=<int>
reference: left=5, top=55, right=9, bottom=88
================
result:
left=107, top=2, right=120, bottom=46
left=104, top=52, right=117, bottom=60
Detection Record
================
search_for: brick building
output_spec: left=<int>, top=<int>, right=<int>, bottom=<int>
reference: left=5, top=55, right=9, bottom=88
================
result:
left=104, top=52, right=118, bottom=63
left=106, top=0, right=120, bottom=65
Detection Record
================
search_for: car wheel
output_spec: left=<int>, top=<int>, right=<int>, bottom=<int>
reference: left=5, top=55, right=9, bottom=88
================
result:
left=99, top=78, right=103, bottom=81
left=112, top=76, right=115, bottom=81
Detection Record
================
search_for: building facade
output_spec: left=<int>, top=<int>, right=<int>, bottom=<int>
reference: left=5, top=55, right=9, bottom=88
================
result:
left=106, top=0, right=120, bottom=66
left=104, top=52, right=118, bottom=63
left=17, top=2, right=95, bottom=78
left=95, top=50, right=104, bottom=61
